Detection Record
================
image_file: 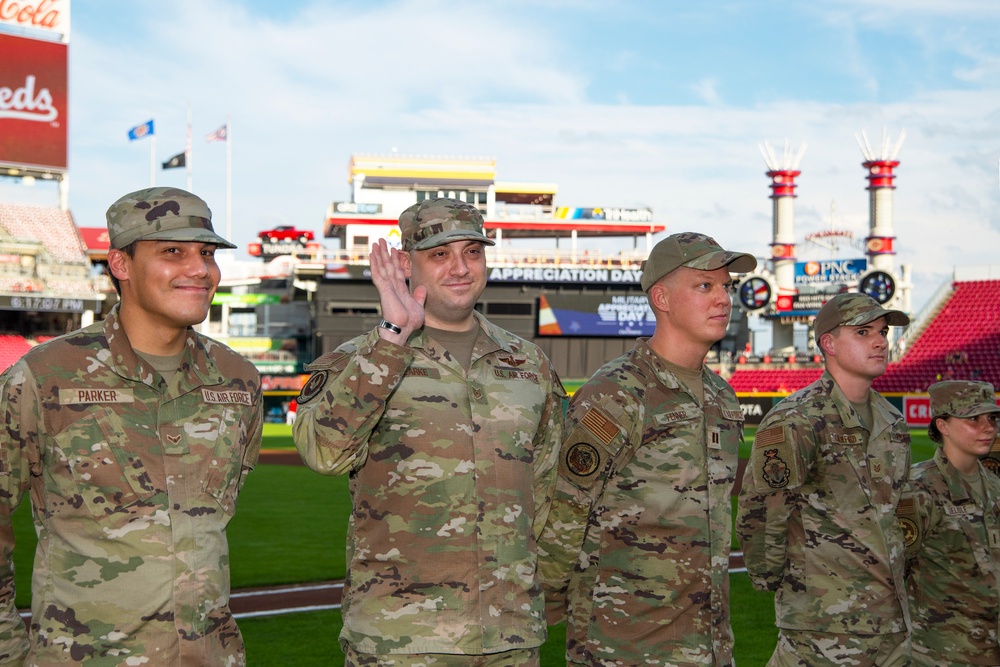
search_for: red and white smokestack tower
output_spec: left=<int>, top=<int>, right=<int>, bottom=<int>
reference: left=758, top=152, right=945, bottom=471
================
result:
left=856, top=129, right=906, bottom=274
left=760, top=140, right=806, bottom=353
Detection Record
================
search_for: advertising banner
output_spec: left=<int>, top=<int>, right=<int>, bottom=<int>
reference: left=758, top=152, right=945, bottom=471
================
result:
left=794, top=258, right=867, bottom=286
left=538, top=293, right=654, bottom=337
left=0, top=33, right=67, bottom=170
left=904, top=394, right=1000, bottom=427
left=0, top=0, right=70, bottom=39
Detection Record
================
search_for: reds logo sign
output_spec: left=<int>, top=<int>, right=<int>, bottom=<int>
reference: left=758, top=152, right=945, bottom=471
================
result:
left=0, top=33, right=67, bottom=170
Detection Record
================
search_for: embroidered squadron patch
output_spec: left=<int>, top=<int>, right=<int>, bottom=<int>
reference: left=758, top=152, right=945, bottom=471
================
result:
left=896, top=496, right=919, bottom=548
left=981, top=455, right=1000, bottom=477
left=566, top=442, right=600, bottom=477
left=298, top=370, right=329, bottom=404
left=898, top=517, right=918, bottom=547
left=762, top=449, right=790, bottom=488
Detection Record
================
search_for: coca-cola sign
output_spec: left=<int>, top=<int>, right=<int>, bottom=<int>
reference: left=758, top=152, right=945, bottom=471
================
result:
left=0, top=0, right=70, bottom=39
left=0, top=33, right=67, bottom=171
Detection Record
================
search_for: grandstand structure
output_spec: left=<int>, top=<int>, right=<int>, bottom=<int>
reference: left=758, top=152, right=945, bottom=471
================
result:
left=0, top=201, right=107, bottom=372
left=728, top=267, right=1000, bottom=396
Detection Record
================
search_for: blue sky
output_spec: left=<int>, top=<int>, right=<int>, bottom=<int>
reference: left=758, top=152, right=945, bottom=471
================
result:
left=3, top=0, right=1000, bottom=318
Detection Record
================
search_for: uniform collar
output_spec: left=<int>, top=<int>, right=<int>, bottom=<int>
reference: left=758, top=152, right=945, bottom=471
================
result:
left=103, top=304, right=225, bottom=390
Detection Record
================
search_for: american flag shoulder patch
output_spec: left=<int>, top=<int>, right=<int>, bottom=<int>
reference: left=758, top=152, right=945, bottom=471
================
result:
left=755, top=425, right=785, bottom=448
left=897, top=497, right=915, bottom=515
left=581, top=408, right=619, bottom=446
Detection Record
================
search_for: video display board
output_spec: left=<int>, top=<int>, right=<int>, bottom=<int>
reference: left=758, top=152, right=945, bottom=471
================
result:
left=538, top=293, right=654, bottom=337
left=0, top=33, right=68, bottom=171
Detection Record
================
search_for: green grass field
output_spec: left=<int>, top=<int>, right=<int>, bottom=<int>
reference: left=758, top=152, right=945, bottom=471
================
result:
left=8, top=424, right=936, bottom=665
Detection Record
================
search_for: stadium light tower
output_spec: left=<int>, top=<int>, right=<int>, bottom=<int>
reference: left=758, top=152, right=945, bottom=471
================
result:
left=856, top=129, right=911, bottom=313
left=760, top=140, right=806, bottom=354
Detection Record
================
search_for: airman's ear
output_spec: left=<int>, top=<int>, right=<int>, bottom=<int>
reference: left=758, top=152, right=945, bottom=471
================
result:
left=107, top=249, right=131, bottom=284
left=399, top=250, right=412, bottom=278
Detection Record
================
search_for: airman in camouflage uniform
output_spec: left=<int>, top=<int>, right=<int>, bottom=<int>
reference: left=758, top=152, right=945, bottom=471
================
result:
left=0, top=187, right=262, bottom=665
left=539, top=232, right=756, bottom=666
left=737, top=292, right=912, bottom=666
left=294, top=199, right=565, bottom=666
left=899, top=380, right=1000, bottom=666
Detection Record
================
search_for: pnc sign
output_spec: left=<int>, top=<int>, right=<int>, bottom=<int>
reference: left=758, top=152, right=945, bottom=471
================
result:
left=794, top=258, right=867, bottom=286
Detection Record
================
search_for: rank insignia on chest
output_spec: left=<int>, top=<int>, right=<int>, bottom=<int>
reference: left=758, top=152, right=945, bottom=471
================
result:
left=709, top=426, right=722, bottom=450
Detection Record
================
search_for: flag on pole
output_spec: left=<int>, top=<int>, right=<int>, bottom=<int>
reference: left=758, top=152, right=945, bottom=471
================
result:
left=162, top=151, right=186, bottom=169
left=128, top=120, right=155, bottom=141
left=205, top=124, right=228, bottom=142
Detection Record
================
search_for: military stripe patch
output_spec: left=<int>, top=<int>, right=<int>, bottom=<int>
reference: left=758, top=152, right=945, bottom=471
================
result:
left=581, top=408, right=619, bottom=446
left=897, top=497, right=915, bottom=515
left=755, top=425, right=784, bottom=448
left=60, top=388, right=134, bottom=404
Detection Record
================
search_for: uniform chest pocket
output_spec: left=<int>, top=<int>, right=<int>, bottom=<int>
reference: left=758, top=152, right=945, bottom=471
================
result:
left=51, top=409, right=157, bottom=516
left=197, top=407, right=249, bottom=516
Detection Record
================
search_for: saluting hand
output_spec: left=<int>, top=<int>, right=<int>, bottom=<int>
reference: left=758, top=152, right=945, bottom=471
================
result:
left=369, top=238, right=425, bottom=344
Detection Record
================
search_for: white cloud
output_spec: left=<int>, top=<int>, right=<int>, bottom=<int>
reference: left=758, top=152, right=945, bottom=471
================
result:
left=5, top=0, right=1000, bottom=318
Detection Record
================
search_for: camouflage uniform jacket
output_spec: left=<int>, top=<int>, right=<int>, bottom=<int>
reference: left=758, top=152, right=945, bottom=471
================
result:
left=736, top=371, right=911, bottom=635
left=538, top=338, right=744, bottom=666
left=900, top=449, right=1000, bottom=666
left=0, top=306, right=262, bottom=666
left=293, top=311, right=565, bottom=656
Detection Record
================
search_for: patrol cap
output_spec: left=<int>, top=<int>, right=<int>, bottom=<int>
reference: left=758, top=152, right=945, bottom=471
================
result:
left=106, top=187, right=236, bottom=250
left=813, top=292, right=909, bottom=340
left=640, top=232, right=757, bottom=292
left=399, top=198, right=496, bottom=251
left=929, top=380, right=1000, bottom=420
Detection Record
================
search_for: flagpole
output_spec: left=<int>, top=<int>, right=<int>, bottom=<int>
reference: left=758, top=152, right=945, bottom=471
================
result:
left=186, top=103, right=193, bottom=191
left=226, top=114, right=232, bottom=245
left=150, top=134, right=156, bottom=187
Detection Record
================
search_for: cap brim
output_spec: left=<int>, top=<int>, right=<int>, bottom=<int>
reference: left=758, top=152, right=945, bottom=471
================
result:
left=686, top=250, right=758, bottom=274
left=947, top=403, right=1000, bottom=418
left=411, top=230, right=495, bottom=251
left=131, top=227, right=237, bottom=249
left=850, top=308, right=910, bottom=329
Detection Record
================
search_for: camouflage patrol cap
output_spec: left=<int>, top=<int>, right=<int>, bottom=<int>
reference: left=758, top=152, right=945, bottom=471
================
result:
left=929, top=381, right=1000, bottom=420
left=106, top=187, right=236, bottom=249
left=813, top=292, right=909, bottom=340
left=399, top=198, right=496, bottom=251
left=640, top=232, right=757, bottom=291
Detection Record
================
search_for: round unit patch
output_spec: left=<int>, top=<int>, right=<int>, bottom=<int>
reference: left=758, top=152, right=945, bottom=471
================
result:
left=898, top=516, right=919, bottom=548
left=981, top=456, right=1000, bottom=477
left=298, top=370, right=329, bottom=404
left=566, top=442, right=600, bottom=477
